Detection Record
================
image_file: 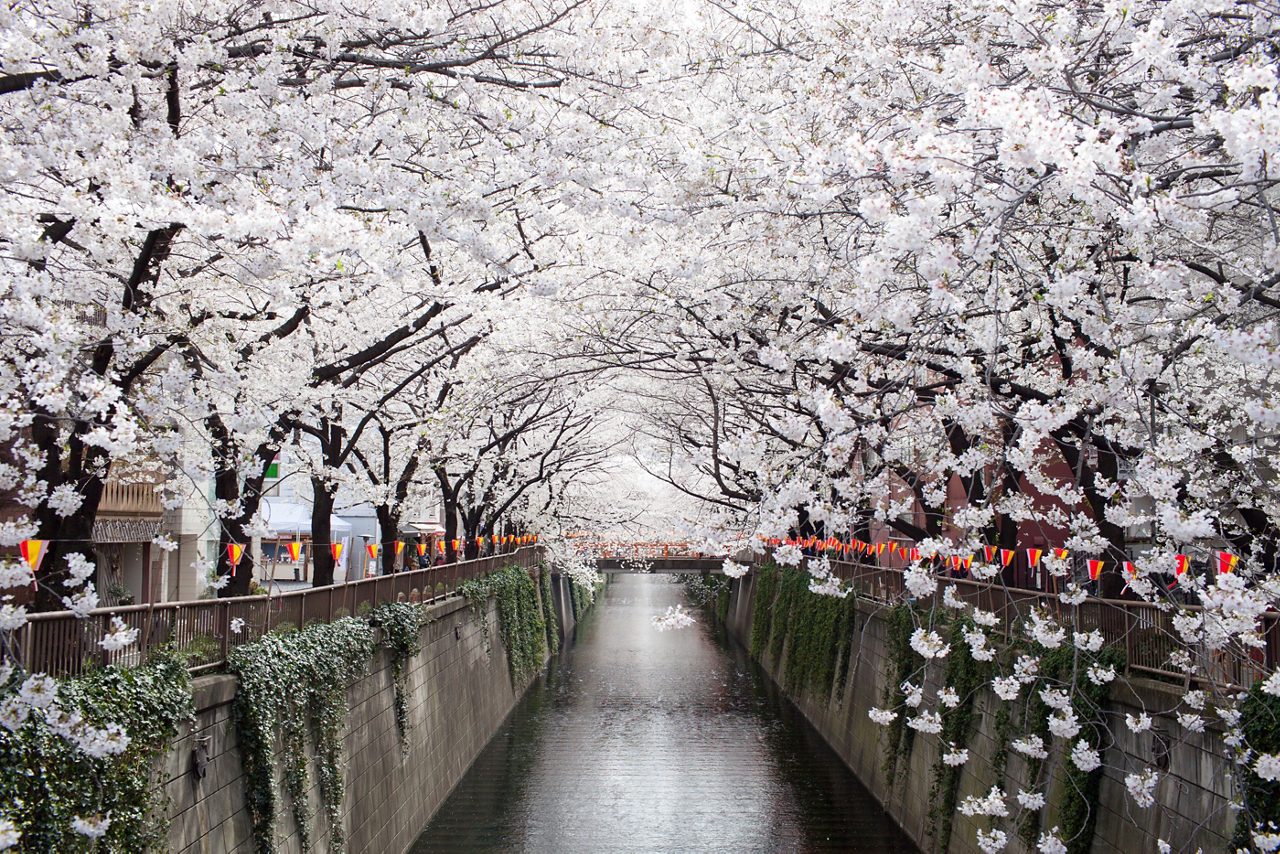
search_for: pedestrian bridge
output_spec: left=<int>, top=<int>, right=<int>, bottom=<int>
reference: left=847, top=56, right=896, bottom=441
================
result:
left=594, top=557, right=726, bottom=573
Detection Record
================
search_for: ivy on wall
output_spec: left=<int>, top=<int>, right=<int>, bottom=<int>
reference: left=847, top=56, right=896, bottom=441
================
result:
left=539, top=567, right=560, bottom=656
left=740, top=563, right=860, bottom=702
left=370, top=602, right=430, bottom=754
left=928, top=616, right=990, bottom=852
left=459, top=565, right=548, bottom=686
left=882, top=602, right=925, bottom=778
left=229, top=618, right=376, bottom=854
left=750, top=563, right=780, bottom=659
left=0, top=648, right=193, bottom=852
left=734, top=561, right=1155, bottom=854
left=1235, top=682, right=1280, bottom=850
left=1053, top=647, right=1121, bottom=854
left=568, top=576, right=601, bottom=624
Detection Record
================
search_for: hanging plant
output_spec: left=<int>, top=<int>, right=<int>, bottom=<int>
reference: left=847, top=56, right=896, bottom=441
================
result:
left=1234, top=680, right=1280, bottom=850
left=750, top=563, right=780, bottom=659
left=229, top=618, right=375, bottom=854
left=539, top=567, right=560, bottom=656
left=928, top=616, right=990, bottom=852
left=882, top=602, right=925, bottom=778
left=370, top=602, right=430, bottom=754
left=459, top=565, right=549, bottom=686
left=0, top=648, right=193, bottom=852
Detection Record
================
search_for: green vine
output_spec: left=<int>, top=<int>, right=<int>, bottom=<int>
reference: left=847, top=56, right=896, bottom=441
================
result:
left=1234, top=681, right=1280, bottom=850
left=568, top=576, right=599, bottom=623
left=229, top=617, right=376, bottom=854
left=750, top=563, right=780, bottom=659
left=459, top=565, right=548, bottom=686
left=370, top=602, right=430, bottom=753
left=769, top=567, right=806, bottom=662
left=832, top=593, right=859, bottom=703
left=783, top=578, right=844, bottom=697
left=928, top=616, right=991, bottom=852
left=742, top=564, right=853, bottom=700
left=539, top=567, right=560, bottom=656
left=882, top=602, right=924, bottom=778
left=1057, top=646, right=1123, bottom=854
left=0, top=648, right=193, bottom=852
left=1015, top=643, right=1122, bottom=853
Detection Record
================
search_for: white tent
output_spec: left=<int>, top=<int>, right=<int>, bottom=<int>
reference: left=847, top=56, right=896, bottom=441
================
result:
left=260, top=497, right=352, bottom=537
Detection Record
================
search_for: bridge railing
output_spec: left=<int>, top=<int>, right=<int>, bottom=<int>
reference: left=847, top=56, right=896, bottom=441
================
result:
left=15, top=546, right=542, bottom=679
left=808, top=556, right=1277, bottom=687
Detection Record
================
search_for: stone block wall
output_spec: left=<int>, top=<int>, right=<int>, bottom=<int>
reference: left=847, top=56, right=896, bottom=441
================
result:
left=162, top=580, right=558, bottom=854
left=724, top=573, right=1236, bottom=854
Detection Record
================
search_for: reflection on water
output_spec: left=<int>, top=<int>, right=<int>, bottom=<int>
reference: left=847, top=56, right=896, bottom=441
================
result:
left=410, top=573, right=917, bottom=853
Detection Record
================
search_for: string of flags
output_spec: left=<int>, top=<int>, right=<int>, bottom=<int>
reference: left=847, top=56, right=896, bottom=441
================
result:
left=761, top=535, right=1241, bottom=585
left=4, top=535, right=542, bottom=590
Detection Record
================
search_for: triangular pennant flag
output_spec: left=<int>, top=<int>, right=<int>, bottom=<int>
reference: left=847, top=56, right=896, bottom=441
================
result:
left=416, top=543, right=427, bottom=557
left=876, top=543, right=886, bottom=556
left=330, top=542, right=344, bottom=561
left=1026, top=548, right=1043, bottom=568
left=1218, top=551, right=1238, bottom=574
left=962, top=555, right=973, bottom=573
left=394, top=541, right=405, bottom=557
left=436, top=541, right=445, bottom=554
left=1087, top=559, right=1104, bottom=580
left=888, top=542, right=899, bottom=556
left=451, top=539, right=460, bottom=551
left=910, top=548, right=921, bottom=562
left=984, top=545, right=997, bottom=563
left=1174, top=554, right=1189, bottom=576
left=1054, top=548, right=1070, bottom=560
left=226, top=543, right=245, bottom=575
left=1000, top=549, right=1015, bottom=567
left=18, top=539, right=47, bottom=573
left=366, top=543, right=379, bottom=559
left=1121, top=561, right=1138, bottom=592
left=285, top=541, right=302, bottom=562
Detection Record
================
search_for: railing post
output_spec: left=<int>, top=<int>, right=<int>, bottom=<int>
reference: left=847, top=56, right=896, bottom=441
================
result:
left=219, top=600, right=231, bottom=665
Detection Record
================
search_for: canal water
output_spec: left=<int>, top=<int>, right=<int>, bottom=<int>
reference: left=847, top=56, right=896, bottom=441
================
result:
left=410, top=573, right=916, bottom=853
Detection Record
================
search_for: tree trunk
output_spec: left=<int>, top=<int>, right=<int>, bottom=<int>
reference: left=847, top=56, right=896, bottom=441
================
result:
left=29, top=414, right=110, bottom=610
left=377, top=505, right=401, bottom=574
left=462, top=510, right=482, bottom=560
left=310, top=476, right=337, bottom=587
left=438, top=469, right=460, bottom=562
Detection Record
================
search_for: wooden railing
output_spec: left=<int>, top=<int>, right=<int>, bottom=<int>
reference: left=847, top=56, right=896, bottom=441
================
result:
left=13, top=547, right=542, bottom=678
left=811, top=557, right=1277, bottom=688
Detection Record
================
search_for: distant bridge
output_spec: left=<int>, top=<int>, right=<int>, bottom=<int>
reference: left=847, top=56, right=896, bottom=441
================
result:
left=595, top=557, right=726, bottom=573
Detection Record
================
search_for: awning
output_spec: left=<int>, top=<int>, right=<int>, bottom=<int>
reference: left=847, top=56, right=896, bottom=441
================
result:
left=401, top=520, right=446, bottom=536
left=260, top=498, right=353, bottom=537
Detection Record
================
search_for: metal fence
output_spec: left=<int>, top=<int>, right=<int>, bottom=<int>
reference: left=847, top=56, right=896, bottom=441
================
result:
left=14, top=547, right=542, bottom=678
left=796, top=556, right=1278, bottom=688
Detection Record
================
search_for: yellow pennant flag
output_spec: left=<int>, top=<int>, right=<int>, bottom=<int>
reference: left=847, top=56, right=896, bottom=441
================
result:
left=19, top=539, right=46, bottom=572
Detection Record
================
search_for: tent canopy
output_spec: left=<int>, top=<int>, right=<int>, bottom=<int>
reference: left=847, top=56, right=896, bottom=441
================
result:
left=401, top=520, right=446, bottom=536
left=260, top=497, right=353, bottom=537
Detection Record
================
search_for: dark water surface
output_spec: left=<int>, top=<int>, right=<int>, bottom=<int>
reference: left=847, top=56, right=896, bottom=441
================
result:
left=409, top=573, right=916, bottom=853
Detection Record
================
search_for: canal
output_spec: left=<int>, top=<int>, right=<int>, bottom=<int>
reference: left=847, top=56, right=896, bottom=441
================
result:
left=410, top=572, right=916, bottom=853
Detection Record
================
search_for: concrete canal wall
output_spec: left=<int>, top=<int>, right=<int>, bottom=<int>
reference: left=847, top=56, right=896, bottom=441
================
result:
left=723, top=572, right=1236, bottom=854
left=161, top=572, right=580, bottom=854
